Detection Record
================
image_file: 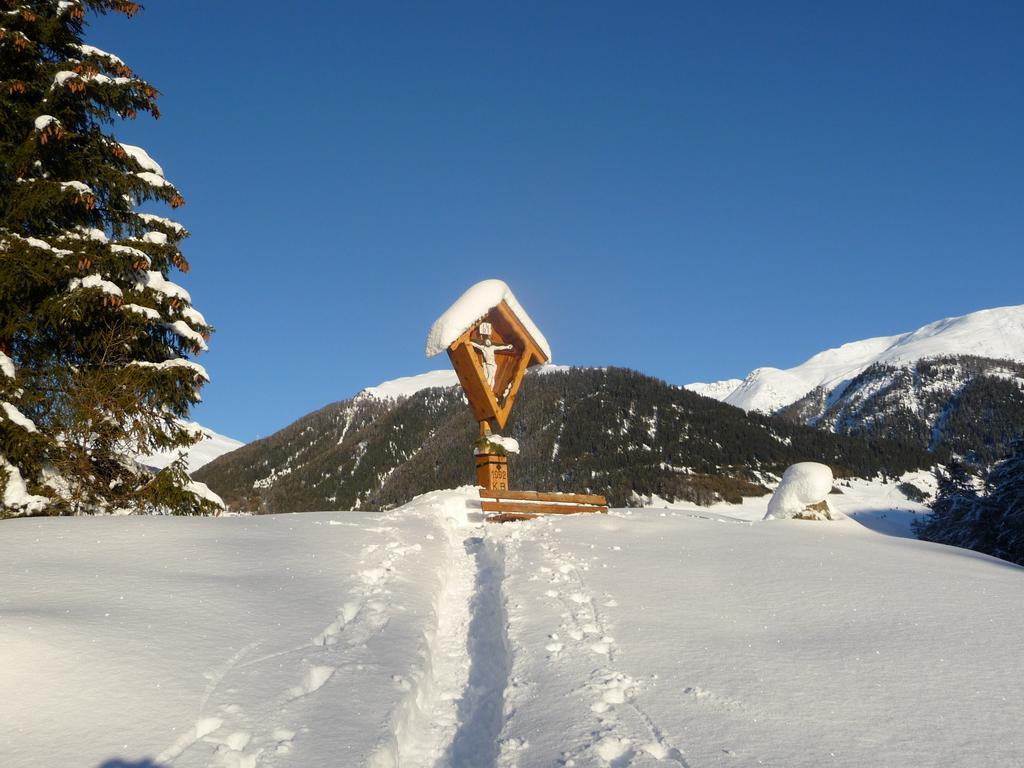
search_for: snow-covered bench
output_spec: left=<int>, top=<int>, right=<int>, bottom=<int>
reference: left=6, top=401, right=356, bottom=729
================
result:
left=480, top=489, right=608, bottom=522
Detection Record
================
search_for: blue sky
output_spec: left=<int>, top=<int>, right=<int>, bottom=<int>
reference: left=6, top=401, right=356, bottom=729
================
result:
left=90, top=2, right=1024, bottom=442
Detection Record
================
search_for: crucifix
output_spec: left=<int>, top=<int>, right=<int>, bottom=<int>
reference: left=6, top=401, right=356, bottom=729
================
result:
left=470, top=322, right=516, bottom=394
left=426, top=279, right=551, bottom=490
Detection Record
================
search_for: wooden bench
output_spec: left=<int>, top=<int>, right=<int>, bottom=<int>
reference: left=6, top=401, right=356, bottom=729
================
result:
left=480, top=489, right=608, bottom=522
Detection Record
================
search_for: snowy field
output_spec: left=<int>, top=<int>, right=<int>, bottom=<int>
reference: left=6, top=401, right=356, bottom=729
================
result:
left=2, top=485, right=1021, bottom=768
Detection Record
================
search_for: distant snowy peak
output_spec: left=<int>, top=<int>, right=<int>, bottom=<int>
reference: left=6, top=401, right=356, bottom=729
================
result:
left=687, top=304, right=1024, bottom=413
left=358, top=364, right=572, bottom=402
left=139, top=422, right=244, bottom=475
left=358, top=370, right=460, bottom=401
left=685, top=378, right=744, bottom=401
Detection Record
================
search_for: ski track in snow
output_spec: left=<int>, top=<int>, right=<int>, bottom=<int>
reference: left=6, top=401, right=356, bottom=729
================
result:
left=146, top=491, right=519, bottom=768
left=149, top=498, right=756, bottom=768
left=368, top=495, right=512, bottom=768
left=155, top=520, right=424, bottom=768
left=522, top=529, right=690, bottom=767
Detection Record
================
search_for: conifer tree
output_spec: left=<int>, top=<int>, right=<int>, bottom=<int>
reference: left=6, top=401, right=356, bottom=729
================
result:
left=1, top=0, right=216, bottom=515
left=986, top=439, right=1024, bottom=564
left=913, top=460, right=979, bottom=547
left=915, top=449, right=1024, bottom=566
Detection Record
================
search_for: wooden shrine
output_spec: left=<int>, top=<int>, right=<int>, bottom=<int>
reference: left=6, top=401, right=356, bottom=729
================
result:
left=426, top=279, right=608, bottom=521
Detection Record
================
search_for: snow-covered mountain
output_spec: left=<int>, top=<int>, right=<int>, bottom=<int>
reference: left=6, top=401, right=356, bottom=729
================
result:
left=687, top=304, right=1024, bottom=414
left=356, top=365, right=570, bottom=403
left=196, top=367, right=934, bottom=513
left=138, top=421, right=244, bottom=474
left=357, top=369, right=460, bottom=401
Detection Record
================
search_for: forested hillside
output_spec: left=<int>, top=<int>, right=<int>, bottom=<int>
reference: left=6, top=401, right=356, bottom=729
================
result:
left=778, top=356, right=1024, bottom=465
left=196, top=368, right=937, bottom=512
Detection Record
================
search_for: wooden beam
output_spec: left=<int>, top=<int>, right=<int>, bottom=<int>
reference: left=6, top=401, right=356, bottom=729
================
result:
left=480, top=489, right=608, bottom=506
left=495, top=342, right=534, bottom=429
left=480, top=501, right=608, bottom=515
left=447, top=341, right=499, bottom=422
left=494, top=301, right=548, bottom=364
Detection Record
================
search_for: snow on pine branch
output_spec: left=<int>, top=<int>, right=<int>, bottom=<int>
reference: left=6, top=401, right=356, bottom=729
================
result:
left=186, top=480, right=224, bottom=509
left=181, top=306, right=206, bottom=327
left=123, top=303, right=160, bottom=321
left=69, top=274, right=123, bottom=298
left=129, top=359, right=209, bottom=381
left=59, top=180, right=93, bottom=196
left=75, top=44, right=126, bottom=67
left=50, top=71, right=131, bottom=90
left=2, top=402, right=38, bottom=433
left=74, top=226, right=108, bottom=243
left=4, top=233, right=73, bottom=258
left=110, top=243, right=150, bottom=266
left=0, top=456, right=48, bottom=515
left=135, top=171, right=173, bottom=190
left=136, top=213, right=185, bottom=235
left=135, top=271, right=191, bottom=303
left=119, top=144, right=164, bottom=176
left=0, top=351, right=14, bottom=379
left=164, top=320, right=208, bottom=352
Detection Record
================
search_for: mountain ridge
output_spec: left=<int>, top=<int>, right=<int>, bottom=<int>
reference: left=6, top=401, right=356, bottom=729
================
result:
left=195, top=367, right=936, bottom=513
left=687, top=304, right=1024, bottom=414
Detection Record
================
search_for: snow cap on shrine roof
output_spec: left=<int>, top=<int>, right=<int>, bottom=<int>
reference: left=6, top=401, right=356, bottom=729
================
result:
left=425, top=279, right=552, bottom=360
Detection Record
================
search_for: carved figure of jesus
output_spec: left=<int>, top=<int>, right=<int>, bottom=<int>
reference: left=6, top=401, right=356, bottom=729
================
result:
left=471, top=337, right=514, bottom=391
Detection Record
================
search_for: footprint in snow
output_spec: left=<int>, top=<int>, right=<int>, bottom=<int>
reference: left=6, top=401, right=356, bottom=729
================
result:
left=287, top=664, right=335, bottom=700
left=595, top=735, right=634, bottom=764
left=212, top=731, right=257, bottom=768
left=154, top=717, right=223, bottom=763
left=273, top=728, right=296, bottom=755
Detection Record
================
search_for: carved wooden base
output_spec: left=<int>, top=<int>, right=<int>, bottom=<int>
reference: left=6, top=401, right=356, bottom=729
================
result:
left=475, top=452, right=509, bottom=491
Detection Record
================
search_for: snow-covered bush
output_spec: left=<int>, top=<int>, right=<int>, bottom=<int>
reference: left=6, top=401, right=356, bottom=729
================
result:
left=765, top=462, right=837, bottom=520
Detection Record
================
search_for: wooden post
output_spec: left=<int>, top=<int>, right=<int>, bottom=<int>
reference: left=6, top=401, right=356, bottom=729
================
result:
left=476, top=453, right=509, bottom=491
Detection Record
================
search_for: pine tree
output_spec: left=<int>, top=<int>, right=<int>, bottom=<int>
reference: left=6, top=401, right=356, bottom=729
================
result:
left=913, top=460, right=980, bottom=546
left=1, top=0, right=216, bottom=516
left=986, top=438, right=1024, bottom=564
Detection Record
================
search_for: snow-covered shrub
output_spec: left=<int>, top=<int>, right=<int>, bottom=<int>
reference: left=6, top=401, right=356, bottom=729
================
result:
left=765, top=462, right=837, bottom=520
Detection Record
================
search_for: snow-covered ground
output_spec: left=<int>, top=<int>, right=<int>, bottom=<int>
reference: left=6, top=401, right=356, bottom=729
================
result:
left=2, top=483, right=1020, bottom=768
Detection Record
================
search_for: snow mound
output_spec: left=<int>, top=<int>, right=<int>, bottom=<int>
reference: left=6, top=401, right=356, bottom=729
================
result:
left=765, top=462, right=836, bottom=520
left=425, top=279, right=551, bottom=361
